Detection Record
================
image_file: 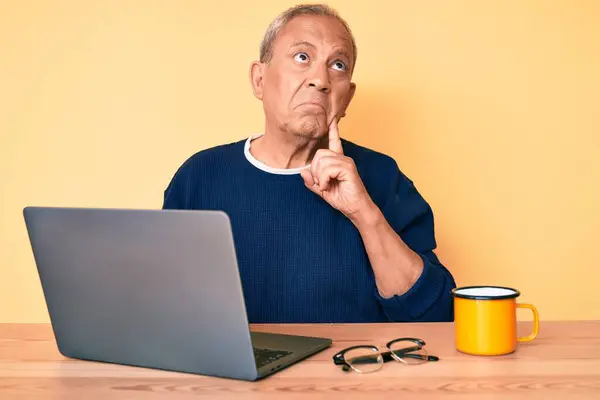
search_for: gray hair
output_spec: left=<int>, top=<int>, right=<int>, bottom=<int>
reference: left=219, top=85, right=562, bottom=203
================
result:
left=259, top=4, right=357, bottom=70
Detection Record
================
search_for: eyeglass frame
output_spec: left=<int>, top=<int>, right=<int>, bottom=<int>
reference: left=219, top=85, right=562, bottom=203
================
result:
left=332, top=337, right=439, bottom=372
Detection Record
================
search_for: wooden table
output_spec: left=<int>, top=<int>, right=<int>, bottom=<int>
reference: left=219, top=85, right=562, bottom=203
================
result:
left=1, top=321, right=599, bottom=399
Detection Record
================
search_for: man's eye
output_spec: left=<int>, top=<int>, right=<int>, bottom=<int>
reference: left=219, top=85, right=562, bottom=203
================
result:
left=294, top=52, right=309, bottom=63
left=332, top=61, right=346, bottom=71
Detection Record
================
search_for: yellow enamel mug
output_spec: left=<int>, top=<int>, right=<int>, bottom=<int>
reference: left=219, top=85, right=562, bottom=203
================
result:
left=451, top=286, right=539, bottom=356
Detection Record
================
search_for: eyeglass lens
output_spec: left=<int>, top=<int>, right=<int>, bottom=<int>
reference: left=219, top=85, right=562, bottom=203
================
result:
left=388, top=339, right=429, bottom=365
left=344, top=346, right=383, bottom=373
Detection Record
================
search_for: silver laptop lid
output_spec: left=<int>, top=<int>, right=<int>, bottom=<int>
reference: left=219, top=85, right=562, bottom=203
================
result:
left=23, top=207, right=259, bottom=380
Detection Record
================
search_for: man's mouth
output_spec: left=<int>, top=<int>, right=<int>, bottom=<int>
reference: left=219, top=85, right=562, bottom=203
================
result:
left=296, top=102, right=327, bottom=113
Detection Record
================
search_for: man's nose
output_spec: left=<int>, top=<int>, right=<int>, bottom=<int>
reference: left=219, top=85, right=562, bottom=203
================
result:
left=307, top=64, right=330, bottom=93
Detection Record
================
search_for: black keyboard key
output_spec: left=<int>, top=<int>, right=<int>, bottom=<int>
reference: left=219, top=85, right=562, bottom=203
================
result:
left=253, top=347, right=292, bottom=368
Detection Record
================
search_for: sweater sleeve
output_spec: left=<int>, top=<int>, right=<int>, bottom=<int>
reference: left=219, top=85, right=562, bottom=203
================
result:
left=162, top=159, right=194, bottom=210
left=372, top=164, right=456, bottom=322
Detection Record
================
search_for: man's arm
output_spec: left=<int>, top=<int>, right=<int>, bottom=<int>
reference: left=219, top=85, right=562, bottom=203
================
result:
left=353, top=204, right=425, bottom=299
left=351, top=186, right=456, bottom=322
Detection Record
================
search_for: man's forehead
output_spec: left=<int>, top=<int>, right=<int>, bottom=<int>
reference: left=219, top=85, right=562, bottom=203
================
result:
left=278, top=15, right=353, bottom=53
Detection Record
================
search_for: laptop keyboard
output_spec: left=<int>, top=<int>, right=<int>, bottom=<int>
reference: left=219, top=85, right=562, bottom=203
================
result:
left=253, top=347, right=292, bottom=368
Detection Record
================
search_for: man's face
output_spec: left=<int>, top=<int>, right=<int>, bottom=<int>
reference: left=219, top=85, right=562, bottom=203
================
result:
left=252, top=15, right=356, bottom=139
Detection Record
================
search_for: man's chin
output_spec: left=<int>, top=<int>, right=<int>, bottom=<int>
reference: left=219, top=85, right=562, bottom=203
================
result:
left=292, top=117, right=328, bottom=139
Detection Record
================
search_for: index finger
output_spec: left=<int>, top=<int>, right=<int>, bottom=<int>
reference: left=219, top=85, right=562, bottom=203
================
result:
left=328, top=117, right=343, bottom=154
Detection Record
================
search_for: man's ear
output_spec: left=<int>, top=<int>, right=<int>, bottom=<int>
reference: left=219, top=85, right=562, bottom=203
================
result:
left=340, top=82, right=356, bottom=118
left=250, top=61, right=265, bottom=100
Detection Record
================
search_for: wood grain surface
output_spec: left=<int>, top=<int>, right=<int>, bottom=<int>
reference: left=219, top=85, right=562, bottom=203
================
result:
left=1, top=321, right=600, bottom=399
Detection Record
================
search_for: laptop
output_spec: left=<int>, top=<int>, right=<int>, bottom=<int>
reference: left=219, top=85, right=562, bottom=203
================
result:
left=22, top=206, right=332, bottom=381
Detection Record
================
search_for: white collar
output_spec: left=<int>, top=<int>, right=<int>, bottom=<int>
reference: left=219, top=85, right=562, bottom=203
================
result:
left=244, top=134, right=311, bottom=175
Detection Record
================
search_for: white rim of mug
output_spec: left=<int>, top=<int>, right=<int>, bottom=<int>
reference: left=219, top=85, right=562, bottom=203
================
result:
left=451, top=286, right=521, bottom=300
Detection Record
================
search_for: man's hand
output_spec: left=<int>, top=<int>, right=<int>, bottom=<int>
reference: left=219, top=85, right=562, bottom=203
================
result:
left=300, top=118, right=378, bottom=226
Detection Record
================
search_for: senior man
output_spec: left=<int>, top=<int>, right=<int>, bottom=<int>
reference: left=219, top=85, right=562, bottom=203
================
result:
left=163, top=4, right=456, bottom=323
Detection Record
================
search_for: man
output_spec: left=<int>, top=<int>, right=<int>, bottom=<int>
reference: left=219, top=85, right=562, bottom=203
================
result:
left=163, top=4, right=456, bottom=323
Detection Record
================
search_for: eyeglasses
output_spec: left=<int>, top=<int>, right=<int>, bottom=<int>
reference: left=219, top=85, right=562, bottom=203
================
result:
left=332, top=337, right=439, bottom=373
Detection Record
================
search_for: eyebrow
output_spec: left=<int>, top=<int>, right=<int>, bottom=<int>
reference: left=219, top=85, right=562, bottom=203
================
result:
left=332, top=49, right=351, bottom=62
left=289, top=40, right=317, bottom=50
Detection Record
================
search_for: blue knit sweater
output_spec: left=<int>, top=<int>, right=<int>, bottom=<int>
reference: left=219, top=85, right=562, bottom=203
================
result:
left=162, top=137, right=456, bottom=323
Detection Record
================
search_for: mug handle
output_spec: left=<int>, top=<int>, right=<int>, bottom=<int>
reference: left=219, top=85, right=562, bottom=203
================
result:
left=516, top=303, right=539, bottom=342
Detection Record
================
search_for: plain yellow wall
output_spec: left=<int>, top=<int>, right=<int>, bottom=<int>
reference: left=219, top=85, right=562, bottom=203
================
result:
left=1, top=1, right=599, bottom=323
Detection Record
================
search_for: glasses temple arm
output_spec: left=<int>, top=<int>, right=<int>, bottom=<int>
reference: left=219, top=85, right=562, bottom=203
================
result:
left=382, top=351, right=439, bottom=362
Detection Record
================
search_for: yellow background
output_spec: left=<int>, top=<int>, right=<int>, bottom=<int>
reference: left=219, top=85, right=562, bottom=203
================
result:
left=1, top=1, right=599, bottom=322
